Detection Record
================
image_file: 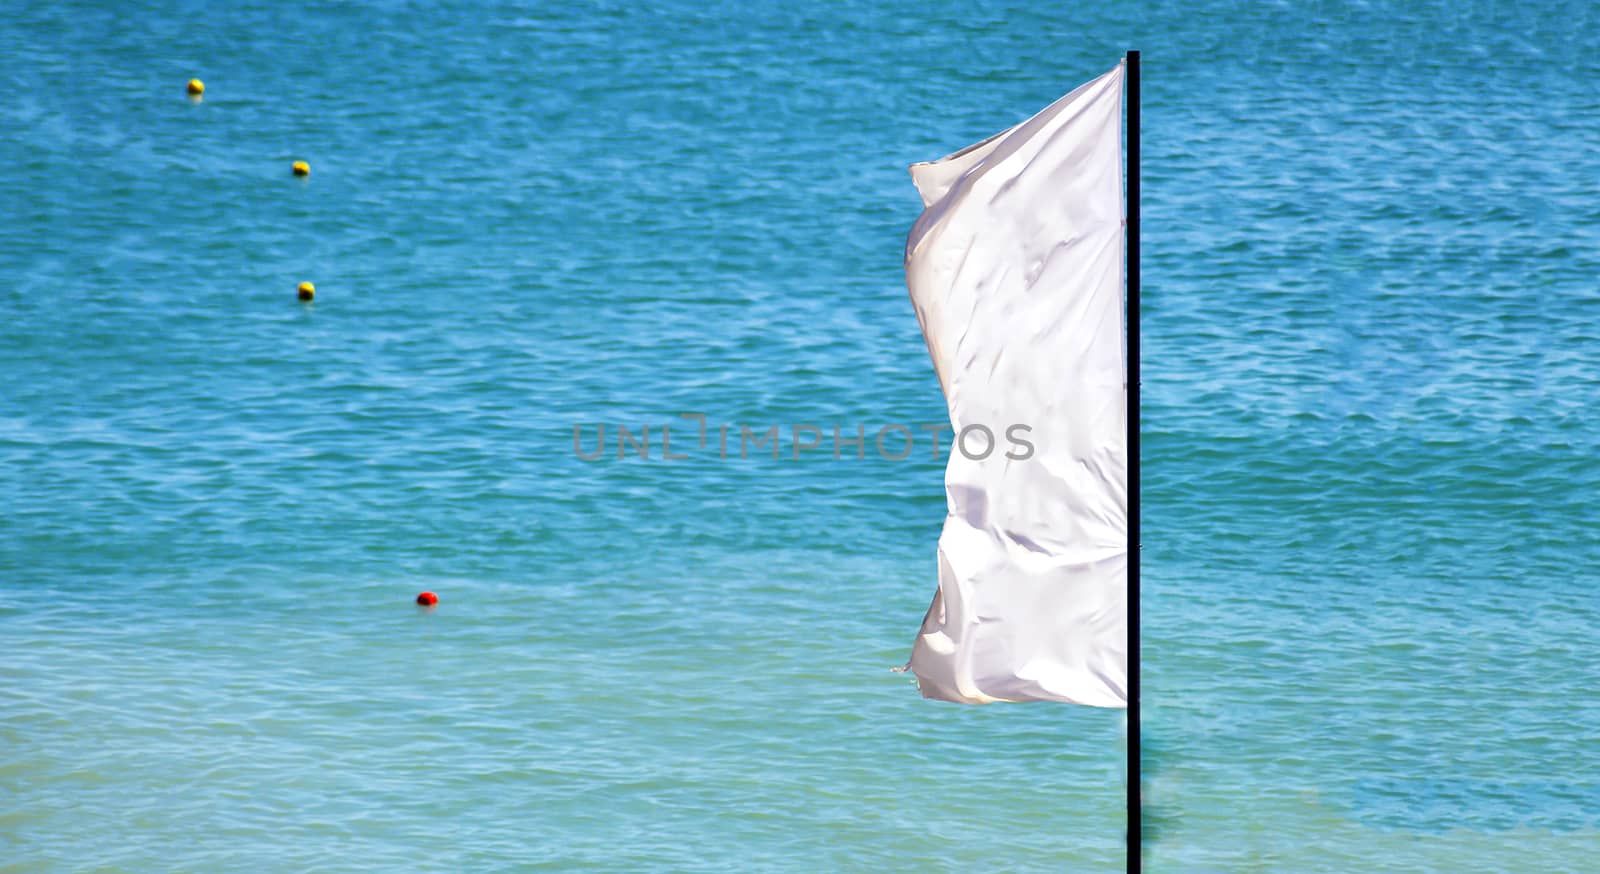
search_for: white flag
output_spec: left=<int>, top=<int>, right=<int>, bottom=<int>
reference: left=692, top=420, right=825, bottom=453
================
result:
left=905, top=63, right=1127, bottom=706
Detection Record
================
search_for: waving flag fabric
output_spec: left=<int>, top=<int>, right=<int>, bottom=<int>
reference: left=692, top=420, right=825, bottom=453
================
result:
left=905, top=63, right=1128, bottom=707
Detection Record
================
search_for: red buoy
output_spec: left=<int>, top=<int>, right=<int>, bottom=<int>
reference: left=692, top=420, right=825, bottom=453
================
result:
left=416, top=591, right=438, bottom=607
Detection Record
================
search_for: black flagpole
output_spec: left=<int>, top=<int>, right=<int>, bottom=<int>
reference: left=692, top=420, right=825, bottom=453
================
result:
left=1125, top=48, right=1141, bottom=874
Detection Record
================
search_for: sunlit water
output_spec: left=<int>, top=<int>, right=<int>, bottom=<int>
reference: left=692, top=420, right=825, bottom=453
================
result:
left=3, top=1, right=1597, bottom=870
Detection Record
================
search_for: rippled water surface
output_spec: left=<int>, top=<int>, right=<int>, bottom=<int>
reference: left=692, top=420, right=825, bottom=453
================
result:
left=3, top=1, right=1598, bottom=870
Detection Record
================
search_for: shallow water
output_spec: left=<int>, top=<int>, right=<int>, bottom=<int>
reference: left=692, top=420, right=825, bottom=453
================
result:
left=3, top=1, right=1598, bottom=870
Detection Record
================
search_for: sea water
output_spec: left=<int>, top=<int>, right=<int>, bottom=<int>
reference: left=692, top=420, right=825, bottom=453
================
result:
left=2, top=1, right=1597, bottom=870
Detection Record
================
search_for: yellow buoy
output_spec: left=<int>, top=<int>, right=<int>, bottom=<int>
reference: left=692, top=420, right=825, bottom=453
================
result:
left=297, top=282, right=315, bottom=301
left=291, top=161, right=310, bottom=177
left=187, top=78, right=205, bottom=96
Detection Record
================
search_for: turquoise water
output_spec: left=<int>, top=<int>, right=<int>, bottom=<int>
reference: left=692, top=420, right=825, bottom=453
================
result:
left=3, top=1, right=1598, bottom=870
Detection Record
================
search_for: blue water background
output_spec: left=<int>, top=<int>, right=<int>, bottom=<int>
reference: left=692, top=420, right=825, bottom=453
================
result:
left=3, top=1, right=1598, bottom=870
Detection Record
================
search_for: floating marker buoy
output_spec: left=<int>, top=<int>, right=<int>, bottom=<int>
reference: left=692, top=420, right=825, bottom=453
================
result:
left=297, top=281, right=315, bottom=301
left=416, top=591, right=438, bottom=607
left=187, top=78, right=205, bottom=96
left=292, top=161, right=310, bottom=177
